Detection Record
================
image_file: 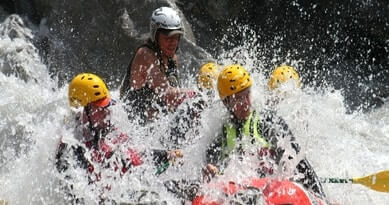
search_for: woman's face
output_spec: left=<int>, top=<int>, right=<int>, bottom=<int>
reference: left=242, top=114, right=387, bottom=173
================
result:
left=157, top=32, right=180, bottom=58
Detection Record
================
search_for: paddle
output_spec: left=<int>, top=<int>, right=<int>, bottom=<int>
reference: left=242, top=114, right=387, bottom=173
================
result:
left=320, top=170, right=389, bottom=193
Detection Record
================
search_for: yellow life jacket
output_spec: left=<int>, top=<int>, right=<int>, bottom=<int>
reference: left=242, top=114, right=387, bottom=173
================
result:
left=221, top=110, right=269, bottom=160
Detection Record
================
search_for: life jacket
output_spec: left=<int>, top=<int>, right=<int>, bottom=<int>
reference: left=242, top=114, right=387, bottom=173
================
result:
left=119, top=39, right=180, bottom=123
left=84, top=132, right=143, bottom=180
left=221, top=110, right=269, bottom=161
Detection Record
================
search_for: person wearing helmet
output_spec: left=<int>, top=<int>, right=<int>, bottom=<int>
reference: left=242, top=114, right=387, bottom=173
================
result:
left=197, top=62, right=219, bottom=91
left=203, top=64, right=327, bottom=199
left=196, top=62, right=220, bottom=104
left=268, top=65, right=301, bottom=91
left=267, top=65, right=302, bottom=107
left=119, top=7, right=196, bottom=124
left=55, top=73, right=183, bottom=204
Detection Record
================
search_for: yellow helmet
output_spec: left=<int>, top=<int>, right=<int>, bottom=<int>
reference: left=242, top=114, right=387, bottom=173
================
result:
left=68, top=73, right=109, bottom=107
left=268, top=65, right=301, bottom=90
left=217, top=64, right=252, bottom=100
left=197, top=62, right=219, bottom=89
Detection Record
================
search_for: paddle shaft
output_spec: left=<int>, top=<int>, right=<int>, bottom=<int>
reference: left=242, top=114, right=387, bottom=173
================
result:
left=320, top=177, right=352, bottom=184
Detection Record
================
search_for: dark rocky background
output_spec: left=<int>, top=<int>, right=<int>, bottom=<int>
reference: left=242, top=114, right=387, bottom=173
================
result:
left=178, top=0, right=389, bottom=111
left=1, top=0, right=388, bottom=112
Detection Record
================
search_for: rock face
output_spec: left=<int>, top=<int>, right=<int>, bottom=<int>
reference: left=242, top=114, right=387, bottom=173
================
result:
left=0, top=14, right=51, bottom=83
left=1, top=0, right=211, bottom=87
left=48, top=0, right=213, bottom=86
left=1, top=0, right=388, bottom=110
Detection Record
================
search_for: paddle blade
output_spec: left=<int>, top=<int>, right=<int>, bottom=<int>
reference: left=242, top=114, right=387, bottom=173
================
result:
left=352, top=170, right=389, bottom=193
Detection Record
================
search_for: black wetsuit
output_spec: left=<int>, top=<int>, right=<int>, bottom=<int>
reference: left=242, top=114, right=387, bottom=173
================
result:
left=206, top=109, right=326, bottom=198
left=119, top=39, right=180, bottom=124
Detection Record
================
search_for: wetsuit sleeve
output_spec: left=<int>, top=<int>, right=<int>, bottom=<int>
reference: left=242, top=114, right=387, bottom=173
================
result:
left=295, top=158, right=327, bottom=197
left=72, top=145, right=89, bottom=170
left=206, top=128, right=225, bottom=169
left=55, top=142, right=70, bottom=172
left=151, top=149, right=169, bottom=167
left=55, top=142, right=89, bottom=173
left=258, top=109, right=296, bottom=163
left=258, top=109, right=326, bottom=197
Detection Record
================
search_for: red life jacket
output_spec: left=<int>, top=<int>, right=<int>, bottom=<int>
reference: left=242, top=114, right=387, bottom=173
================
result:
left=84, top=132, right=143, bottom=180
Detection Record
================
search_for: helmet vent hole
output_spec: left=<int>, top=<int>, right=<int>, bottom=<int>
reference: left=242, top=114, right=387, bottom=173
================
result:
left=230, top=86, right=236, bottom=91
left=88, top=77, right=93, bottom=80
left=93, top=85, right=99, bottom=88
left=81, top=76, right=85, bottom=80
left=95, top=92, right=101, bottom=96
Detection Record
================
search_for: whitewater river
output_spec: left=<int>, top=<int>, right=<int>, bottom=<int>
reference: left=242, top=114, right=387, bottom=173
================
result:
left=0, top=13, right=388, bottom=205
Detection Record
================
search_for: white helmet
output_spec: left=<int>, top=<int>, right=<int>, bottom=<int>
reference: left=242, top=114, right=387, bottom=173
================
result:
left=150, top=7, right=183, bottom=43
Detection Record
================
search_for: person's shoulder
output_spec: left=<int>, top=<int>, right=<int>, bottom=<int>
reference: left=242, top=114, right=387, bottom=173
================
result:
left=257, top=108, right=278, bottom=119
left=133, top=47, right=158, bottom=66
left=136, top=46, right=155, bottom=57
left=258, top=108, right=289, bottom=126
left=257, top=108, right=292, bottom=132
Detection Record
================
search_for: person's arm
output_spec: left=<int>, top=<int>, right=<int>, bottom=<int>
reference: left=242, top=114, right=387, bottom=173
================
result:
left=129, top=47, right=153, bottom=90
left=206, top=133, right=224, bottom=168
left=55, top=140, right=90, bottom=175
left=258, top=109, right=297, bottom=164
left=203, top=129, right=226, bottom=182
left=258, top=109, right=325, bottom=197
left=130, top=48, right=194, bottom=109
left=55, top=140, right=70, bottom=173
left=151, top=149, right=170, bottom=166
left=295, top=158, right=326, bottom=198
